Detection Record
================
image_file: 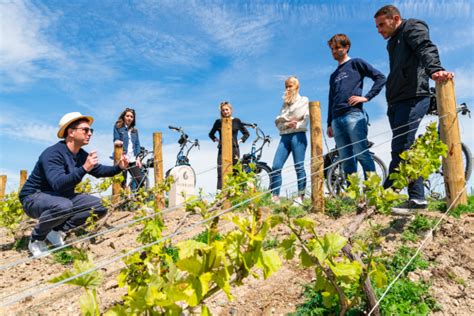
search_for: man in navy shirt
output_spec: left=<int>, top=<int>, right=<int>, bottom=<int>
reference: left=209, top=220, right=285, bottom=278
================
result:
left=20, top=112, right=129, bottom=257
left=327, top=33, right=386, bottom=179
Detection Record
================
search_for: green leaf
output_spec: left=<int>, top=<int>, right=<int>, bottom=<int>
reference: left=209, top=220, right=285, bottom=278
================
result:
left=176, top=257, right=203, bottom=276
left=269, top=214, right=284, bottom=227
left=293, top=217, right=317, bottom=230
left=176, top=240, right=210, bottom=259
left=201, top=304, right=212, bottom=316
left=79, top=290, right=97, bottom=316
left=299, top=249, right=314, bottom=267
left=279, top=234, right=296, bottom=260
left=329, top=261, right=362, bottom=279
left=49, top=257, right=102, bottom=289
left=323, top=233, right=347, bottom=257
left=259, top=249, right=282, bottom=279
left=369, top=261, right=388, bottom=288
left=104, top=305, right=128, bottom=316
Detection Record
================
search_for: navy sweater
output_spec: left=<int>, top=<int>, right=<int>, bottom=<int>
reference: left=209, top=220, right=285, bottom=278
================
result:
left=20, top=141, right=122, bottom=200
left=328, top=58, right=386, bottom=126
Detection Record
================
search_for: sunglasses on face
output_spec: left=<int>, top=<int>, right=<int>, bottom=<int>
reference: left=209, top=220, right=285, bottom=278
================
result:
left=73, top=127, right=94, bottom=134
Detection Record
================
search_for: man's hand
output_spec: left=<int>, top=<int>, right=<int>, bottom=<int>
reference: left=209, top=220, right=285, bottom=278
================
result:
left=118, top=155, right=129, bottom=170
left=348, top=96, right=368, bottom=106
left=114, top=140, right=123, bottom=147
left=84, top=151, right=99, bottom=172
left=327, top=126, right=334, bottom=138
left=136, top=157, right=142, bottom=168
left=431, top=71, right=454, bottom=84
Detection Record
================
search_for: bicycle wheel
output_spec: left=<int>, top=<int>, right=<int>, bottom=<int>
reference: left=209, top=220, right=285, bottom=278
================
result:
left=254, top=162, right=272, bottom=192
left=326, top=154, right=387, bottom=197
left=425, top=142, right=472, bottom=199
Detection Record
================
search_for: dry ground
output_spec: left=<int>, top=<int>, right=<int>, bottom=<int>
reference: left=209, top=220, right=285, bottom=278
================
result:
left=0, top=206, right=472, bottom=315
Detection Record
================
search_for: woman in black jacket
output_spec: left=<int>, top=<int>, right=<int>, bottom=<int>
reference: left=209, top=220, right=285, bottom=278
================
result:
left=209, top=101, right=250, bottom=190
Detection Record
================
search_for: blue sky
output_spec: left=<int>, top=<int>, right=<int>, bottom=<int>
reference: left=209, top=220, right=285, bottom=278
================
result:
left=0, top=0, right=473, bottom=195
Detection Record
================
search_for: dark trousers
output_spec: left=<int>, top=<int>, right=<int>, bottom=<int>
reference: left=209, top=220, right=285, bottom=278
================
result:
left=21, top=192, right=107, bottom=241
left=217, top=147, right=240, bottom=190
left=383, top=96, right=429, bottom=200
left=123, top=162, right=145, bottom=190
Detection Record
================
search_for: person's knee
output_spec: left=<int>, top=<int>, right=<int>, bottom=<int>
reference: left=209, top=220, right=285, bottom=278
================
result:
left=92, top=205, right=108, bottom=218
left=53, top=199, right=74, bottom=214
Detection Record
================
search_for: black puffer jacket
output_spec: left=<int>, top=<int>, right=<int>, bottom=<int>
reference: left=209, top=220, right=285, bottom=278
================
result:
left=386, top=19, right=444, bottom=104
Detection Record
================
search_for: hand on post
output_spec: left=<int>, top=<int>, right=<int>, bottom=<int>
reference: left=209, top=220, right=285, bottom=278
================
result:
left=114, top=140, right=123, bottom=147
left=431, top=71, right=454, bottom=84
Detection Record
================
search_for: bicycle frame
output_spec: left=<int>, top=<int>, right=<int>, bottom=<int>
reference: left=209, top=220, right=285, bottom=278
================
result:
left=169, top=126, right=200, bottom=166
left=241, top=123, right=271, bottom=165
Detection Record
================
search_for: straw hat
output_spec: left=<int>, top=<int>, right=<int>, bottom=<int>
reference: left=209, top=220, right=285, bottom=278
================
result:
left=57, top=112, right=94, bottom=138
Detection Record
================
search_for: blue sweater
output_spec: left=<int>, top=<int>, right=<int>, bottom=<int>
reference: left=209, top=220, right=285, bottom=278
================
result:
left=20, top=141, right=122, bottom=200
left=328, top=58, right=386, bottom=126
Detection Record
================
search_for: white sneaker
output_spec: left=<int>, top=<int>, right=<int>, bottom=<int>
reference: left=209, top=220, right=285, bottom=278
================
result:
left=28, top=240, right=49, bottom=258
left=293, top=197, right=304, bottom=206
left=46, top=230, right=66, bottom=247
left=272, top=195, right=281, bottom=204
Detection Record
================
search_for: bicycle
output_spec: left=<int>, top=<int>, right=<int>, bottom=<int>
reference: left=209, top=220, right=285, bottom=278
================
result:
left=128, top=147, right=155, bottom=193
left=324, top=142, right=388, bottom=197
left=165, top=126, right=200, bottom=207
left=240, top=123, right=272, bottom=191
left=424, top=88, right=472, bottom=198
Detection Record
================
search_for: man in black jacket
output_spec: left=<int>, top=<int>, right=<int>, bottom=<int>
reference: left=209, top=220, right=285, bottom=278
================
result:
left=374, top=5, right=453, bottom=214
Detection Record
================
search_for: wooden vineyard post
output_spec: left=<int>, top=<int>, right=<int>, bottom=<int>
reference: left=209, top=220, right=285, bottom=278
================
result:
left=309, top=101, right=324, bottom=212
left=19, top=170, right=27, bottom=190
left=112, top=144, right=123, bottom=204
left=221, top=117, right=233, bottom=209
left=0, top=175, right=6, bottom=199
left=153, top=132, right=165, bottom=209
left=436, top=80, right=467, bottom=207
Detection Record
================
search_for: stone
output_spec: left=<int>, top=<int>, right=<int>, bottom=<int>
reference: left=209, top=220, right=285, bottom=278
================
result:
left=407, top=271, right=420, bottom=283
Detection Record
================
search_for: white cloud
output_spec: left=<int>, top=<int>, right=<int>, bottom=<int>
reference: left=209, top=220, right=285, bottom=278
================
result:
left=0, top=0, right=64, bottom=89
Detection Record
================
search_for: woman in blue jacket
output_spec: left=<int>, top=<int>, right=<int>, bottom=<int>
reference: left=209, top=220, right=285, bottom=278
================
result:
left=113, top=108, right=144, bottom=189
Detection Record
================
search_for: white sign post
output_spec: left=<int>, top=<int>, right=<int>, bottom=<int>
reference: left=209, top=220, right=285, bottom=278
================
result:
left=168, top=165, right=196, bottom=209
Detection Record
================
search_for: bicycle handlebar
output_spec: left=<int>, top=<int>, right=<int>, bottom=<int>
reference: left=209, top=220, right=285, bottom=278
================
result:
left=242, top=122, right=257, bottom=128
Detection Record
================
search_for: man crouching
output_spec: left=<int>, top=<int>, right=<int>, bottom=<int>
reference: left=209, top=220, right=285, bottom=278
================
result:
left=19, top=112, right=129, bottom=257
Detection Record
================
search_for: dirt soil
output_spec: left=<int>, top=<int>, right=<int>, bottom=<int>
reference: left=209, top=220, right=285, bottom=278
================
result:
left=0, top=207, right=472, bottom=315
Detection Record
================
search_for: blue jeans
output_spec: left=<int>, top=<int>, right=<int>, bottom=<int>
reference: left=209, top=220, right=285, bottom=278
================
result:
left=332, top=110, right=375, bottom=176
left=21, top=192, right=108, bottom=241
left=270, top=132, right=307, bottom=196
left=383, top=97, right=429, bottom=200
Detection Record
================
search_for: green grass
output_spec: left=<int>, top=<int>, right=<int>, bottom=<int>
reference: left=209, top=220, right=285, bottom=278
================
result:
left=53, top=247, right=75, bottom=265
left=449, top=195, right=474, bottom=218
left=290, top=284, right=364, bottom=316
left=375, top=245, right=439, bottom=315
left=272, top=199, right=308, bottom=218
left=324, top=196, right=357, bottom=219
left=375, top=278, right=440, bottom=315
left=428, top=195, right=474, bottom=218
left=382, top=245, right=429, bottom=275
left=401, top=230, right=419, bottom=242
left=263, top=236, right=278, bottom=250
left=407, top=214, right=435, bottom=235
left=12, top=236, right=29, bottom=250
left=163, top=245, right=179, bottom=263
left=192, top=229, right=223, bottom=244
